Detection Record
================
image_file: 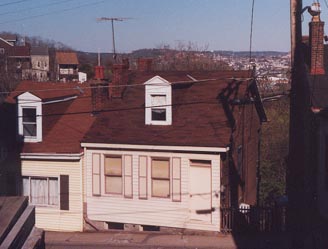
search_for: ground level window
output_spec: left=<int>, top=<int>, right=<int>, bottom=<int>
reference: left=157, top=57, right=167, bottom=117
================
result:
left=22, top=176, right=58, bottom=206
left=151, top=158, right=170, bottom=198
left=105, top=156, right=123, bottom=194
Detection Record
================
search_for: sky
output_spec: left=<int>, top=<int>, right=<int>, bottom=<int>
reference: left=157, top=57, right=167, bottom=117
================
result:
left=0, top=0, right=324, bottom=53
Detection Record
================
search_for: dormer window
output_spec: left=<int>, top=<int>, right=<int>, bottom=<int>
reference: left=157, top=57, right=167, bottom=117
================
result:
left=17, top=92, right=42, bottom=142
left=145, top=76, right=172, bottom=125
left=22, top=108, right=37, bottom=137
left=151, top=95, right=167, bottom=121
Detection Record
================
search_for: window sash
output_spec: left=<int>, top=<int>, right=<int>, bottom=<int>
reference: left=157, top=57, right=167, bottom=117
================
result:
left=151, top=95, right=166, bottom=106
left=22, top=108, right=36, bottom=123
left=22, top=176, right=58, bottom=206
left=151, top=158, right=170, bottom=198
left=104, top=156, right=123, bottom=194
left=151, top=108, right=166, bottom=121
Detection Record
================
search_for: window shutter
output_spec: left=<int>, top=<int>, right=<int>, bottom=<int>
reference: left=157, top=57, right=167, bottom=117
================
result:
left=92, top=154, right=101, bottom=196
left=139, top=156, right=147, bottom=199
left=60, top=175, right=69, bottom=210
left=172, top=158, right=181, bottom=201
left=124, top=155, right=133, bottom=198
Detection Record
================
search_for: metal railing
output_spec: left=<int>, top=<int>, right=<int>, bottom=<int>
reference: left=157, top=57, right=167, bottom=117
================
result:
left=221, top=206, right=286, bottom=233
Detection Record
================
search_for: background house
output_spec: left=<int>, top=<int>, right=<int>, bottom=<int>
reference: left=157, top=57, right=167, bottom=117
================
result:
left=55, top=51, right=79, bottom=82
left=23, top=46, right=49, bottom=81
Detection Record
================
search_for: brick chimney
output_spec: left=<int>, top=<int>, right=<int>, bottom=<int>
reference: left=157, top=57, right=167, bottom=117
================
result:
left=94, top=66, right=105, bottom=80
left=111, top=62, right=129, bottom=98
left=309, top=3, right=325, bottom=75
left=137, top=58, right=153, bottom=72
left=91, top=83, right=108, bottom=113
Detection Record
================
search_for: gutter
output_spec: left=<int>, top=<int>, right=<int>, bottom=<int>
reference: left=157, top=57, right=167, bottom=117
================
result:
left=81, top=143, right=230, bottom=153
left=20, top=152, right=84, bottom=160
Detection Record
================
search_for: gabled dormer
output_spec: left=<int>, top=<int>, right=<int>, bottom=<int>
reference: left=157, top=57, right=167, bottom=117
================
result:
left=17, top=92, right=42, bottom=142
left=144, top=76, right=172, bottom=125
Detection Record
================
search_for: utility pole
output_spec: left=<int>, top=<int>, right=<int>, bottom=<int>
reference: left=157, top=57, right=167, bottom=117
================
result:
left=290, top=0, right=302, bottom=68
left=97, top=17, right=132, bottom=61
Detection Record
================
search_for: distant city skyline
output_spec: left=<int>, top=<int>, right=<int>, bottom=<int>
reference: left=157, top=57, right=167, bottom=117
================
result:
left=0, top=0, right=324, bottom=53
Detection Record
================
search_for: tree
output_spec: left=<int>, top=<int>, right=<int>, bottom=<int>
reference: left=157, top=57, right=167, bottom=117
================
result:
left=259, top=97, right=289, bottom=205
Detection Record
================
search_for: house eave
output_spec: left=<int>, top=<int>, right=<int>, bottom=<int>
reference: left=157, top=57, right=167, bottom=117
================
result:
left=20, top=152, right=84, bottom=160
left=81, top=143, right=230, bottom=153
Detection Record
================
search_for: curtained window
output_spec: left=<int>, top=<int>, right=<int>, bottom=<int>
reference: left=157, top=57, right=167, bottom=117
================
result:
left=22, top=176, right=59, bottom=206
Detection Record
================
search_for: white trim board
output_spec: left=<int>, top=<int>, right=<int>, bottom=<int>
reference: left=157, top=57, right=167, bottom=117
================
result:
left=81, top=143, right=229, bottom=153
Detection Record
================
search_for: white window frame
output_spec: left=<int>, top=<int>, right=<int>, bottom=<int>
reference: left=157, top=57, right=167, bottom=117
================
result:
left=22, top=176, right=59, bottom=207
left=151, top=157, right=170, bottom=198
left=145, top=76, right=172, bottom=125
left=17, top=92, right=42, bottom=142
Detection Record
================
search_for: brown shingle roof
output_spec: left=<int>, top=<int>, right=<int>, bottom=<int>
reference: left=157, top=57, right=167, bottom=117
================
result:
left=83, top=70, right=257, bottom=148
left=56, top=51, right=78, bottom=65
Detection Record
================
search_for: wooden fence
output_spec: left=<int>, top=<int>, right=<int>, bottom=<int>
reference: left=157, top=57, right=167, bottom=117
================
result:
left=221, top=206, right=286, bottom=233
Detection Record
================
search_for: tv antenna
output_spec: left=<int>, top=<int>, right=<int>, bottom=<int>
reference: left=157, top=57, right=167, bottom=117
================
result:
left=97, top=17, right=132, bottom=61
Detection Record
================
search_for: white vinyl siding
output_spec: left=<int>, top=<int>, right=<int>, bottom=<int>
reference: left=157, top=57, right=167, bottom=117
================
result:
left=21, top=159, right=83, bottom=232
left=85, top=149, right=221, bottom=232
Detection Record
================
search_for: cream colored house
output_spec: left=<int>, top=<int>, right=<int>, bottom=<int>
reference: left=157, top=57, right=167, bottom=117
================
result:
left=5, top=81, right=95, bottom=231
left=81, top=63, right=266, bottom=232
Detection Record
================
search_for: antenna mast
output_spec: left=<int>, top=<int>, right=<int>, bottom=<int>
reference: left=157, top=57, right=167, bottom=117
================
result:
left=97, top=17, right=132, bottom=61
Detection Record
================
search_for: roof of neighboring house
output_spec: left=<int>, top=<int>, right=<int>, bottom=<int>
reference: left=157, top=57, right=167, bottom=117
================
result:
left=7, top=45, right=30, bottom=57
left=30, top=46, right=48, bottom=56
left=83, top=70, right=265, bottom=148
left=56, top=51, right=79, bottom=65
left=0, top=34, right=17, bottom=42
left=5, top=81, right=95, bottom=154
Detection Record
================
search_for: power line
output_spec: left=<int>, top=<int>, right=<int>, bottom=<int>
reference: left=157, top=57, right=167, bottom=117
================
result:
left=0, top=0, right=76, bottom=16
left=0, top=76, right=253, bottom=95
left=0, top=0, right=28, bottom=8
left=249, top=0, right=255, bottom=65
left=0, top=0, right=106, bottom=25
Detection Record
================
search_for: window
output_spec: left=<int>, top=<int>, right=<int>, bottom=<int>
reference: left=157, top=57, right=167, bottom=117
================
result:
left=22, top=108, right=37, bottom=137
left=151, top=158, right=170, bottom=198
left=22, top=176, right=58, bottom=206
left=17, top=92, right=42, bottom=143
left=105, top=156, right=122, bottom=194
left=144, top=76, right=172, bottom=125
left=0, top=48, right=4, bottom=54
left=151, top=95, right=167, bottom=121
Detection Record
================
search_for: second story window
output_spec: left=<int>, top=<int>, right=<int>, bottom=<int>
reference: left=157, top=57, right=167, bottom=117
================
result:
left=151, top=95, right=167, bottom=121
left=22, top=108, right=37, bottom=137
left=17, top=92, right=42, bottom=143
left=145, top=76, right=172, bottom=125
